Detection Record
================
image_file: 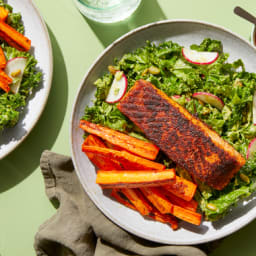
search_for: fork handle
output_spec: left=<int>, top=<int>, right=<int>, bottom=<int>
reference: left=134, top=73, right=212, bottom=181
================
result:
left=234, top=6, right=256, bottom=26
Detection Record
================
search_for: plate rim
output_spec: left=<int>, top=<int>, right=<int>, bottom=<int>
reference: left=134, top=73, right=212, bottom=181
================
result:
left=0, top=0, right=53, bottom=160
left=70, top=19, right=256, bottom=245
left=251, top=24, right=256, bottom=46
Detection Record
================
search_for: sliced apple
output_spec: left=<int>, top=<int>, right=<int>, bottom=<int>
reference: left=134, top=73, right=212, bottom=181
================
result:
left=5, top=57, right=27, bottom=94
left=182, top=48, right=219, bottom=65
left=253, top=90, right=256, bottom=125
left=247, top=138, right=256, bottom=159
left=106, top=71, right=127, bottom=104
left=192, top=92, right=224, bottom=110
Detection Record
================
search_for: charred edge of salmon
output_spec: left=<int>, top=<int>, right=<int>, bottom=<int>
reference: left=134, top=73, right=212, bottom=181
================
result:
left=117, top=80, right=246, bottom=190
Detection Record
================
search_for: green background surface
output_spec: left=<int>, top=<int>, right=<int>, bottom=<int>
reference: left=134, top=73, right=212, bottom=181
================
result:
left=0, top=0, right=256, bottom=255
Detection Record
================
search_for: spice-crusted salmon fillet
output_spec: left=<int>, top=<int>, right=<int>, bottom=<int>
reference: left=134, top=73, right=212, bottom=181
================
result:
left=117, top=80, right=246, bottom=190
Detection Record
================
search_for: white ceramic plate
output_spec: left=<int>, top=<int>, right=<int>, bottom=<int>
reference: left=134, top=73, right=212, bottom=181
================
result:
left=251, top=25, right=256, bottom=46
left=0, top=0, right=53, bottom=159
left=71, top=20, right=256, bottom=245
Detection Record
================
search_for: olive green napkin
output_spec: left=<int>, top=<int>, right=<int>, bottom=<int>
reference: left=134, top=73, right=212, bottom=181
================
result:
left=34, top=150, right=220, bottom=256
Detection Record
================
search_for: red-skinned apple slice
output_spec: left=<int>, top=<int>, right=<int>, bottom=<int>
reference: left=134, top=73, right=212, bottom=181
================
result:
left=192, top=92, right=224, bottom=110
left=247, top=138, right=256, bottom=159
left=106, top=71, right=127, bottom=103
left=182, top=48, right=219, bottom=65
left=5, top=57, right=27, bottom=94
left=253, top=91, right=256, bottom=125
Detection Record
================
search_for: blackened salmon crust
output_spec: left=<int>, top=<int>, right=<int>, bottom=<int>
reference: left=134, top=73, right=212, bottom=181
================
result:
left=117, top=80, right=245, bottom=190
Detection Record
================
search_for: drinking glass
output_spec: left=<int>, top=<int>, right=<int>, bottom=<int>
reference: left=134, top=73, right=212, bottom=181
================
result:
left=73, top=0, right=142, bottom=23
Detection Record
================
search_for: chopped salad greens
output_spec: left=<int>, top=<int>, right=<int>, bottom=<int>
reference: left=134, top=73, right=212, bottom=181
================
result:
left=0, top=0, right=41, bottom=131
left=82, top=38, right=256, bottom=221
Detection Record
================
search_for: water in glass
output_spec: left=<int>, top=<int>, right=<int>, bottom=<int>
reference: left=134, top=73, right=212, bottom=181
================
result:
left=73, top=0, right=141, bottom=23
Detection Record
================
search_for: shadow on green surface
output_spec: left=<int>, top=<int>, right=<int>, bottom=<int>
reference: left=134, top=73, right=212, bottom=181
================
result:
left=84, top=0, right=166, bottom=47
left=210, top=219, right=256, bottom=256
left=0, top=25, right=68, bottom=193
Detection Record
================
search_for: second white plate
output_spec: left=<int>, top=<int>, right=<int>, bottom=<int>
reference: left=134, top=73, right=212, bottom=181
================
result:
left=0, top=0, right=53, bottom=159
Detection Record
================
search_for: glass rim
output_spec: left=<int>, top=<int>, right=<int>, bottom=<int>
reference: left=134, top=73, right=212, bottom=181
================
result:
left=77, top=0, right=126, bottom=10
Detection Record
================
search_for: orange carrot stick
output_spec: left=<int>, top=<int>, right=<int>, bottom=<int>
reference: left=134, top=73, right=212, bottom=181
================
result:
left=82, top=135, right=123, bottom=170
left=172, top=205, right=201, bottom=226
left=0, top=70, right=12, bottom=83
left=104, top=140, right=124, bottom=151
left=140, top=187, right=173, bottom=214
left=141, top=187, right=201, bottom=225
left=0, top=79, right=9, bottom=92
left=82, top=146, right=165, bottom=170
left=0, top=70, right=12, bottom=92
left=0, top=45, right=6, bottom=68
left=110, top=189, right=136, bottom=210
left=86, top=152, right=122, bottom=170
left=113, top=188, right=178, bottom=230
left=0, top=21, right=31, bottom=51
left=121, top=188, right=153, bottom=216
left=0, top=7, right=8, bottom=21
left=0, top=31, right=23, bottom=51
left=84, top=134, right=107, bottom=148
left=162, top=187, right=198, bottom=212
left=80, top=120, right=159, bottom=160
left=150, top=209, right=179, bottom=230
left=164, top=176, right=197, bottom=201
left=96, top=169, right=176, bottom=189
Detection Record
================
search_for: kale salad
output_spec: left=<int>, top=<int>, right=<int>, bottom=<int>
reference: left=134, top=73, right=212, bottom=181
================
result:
left=82, top=38, right=256, bottom=221
left=0, top=0, right=41, bottom=131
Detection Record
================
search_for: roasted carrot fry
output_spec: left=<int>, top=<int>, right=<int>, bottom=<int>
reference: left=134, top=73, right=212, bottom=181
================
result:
left=150, top=209, right=178, bottom=230
left=82, top=135, right=123, bottom=170
left=140, top=187, right=173, bottom=214
left=86, top=152, right=122, bottom=170
left=164, top=176, right=197, bottom=202
left=0, top=7, right=8, bottom=21
left=113, top=188, right=178, bottom=230
left=96, top=169, right=176, bottom=189
left=80, top=120, right=159, bottom=160
left=82, top=146, right=165, bottom=170
left=0, top=45, right=6, bottom=68
left=121, top=188, right=152, bottom=216
left=172, top=205, right=201, bottom=226
left=0, top=70, right=12, bottom=83
left=0, top=31, right=23, bottom=51
left=84, top=134, right=107, bottom=148
left=0, top=79, right=9, bottom=92
left=162, top=187, right=198, bottom=212
left=0, top=70, right=12, bottom=93
left=0, top=21, right=31, bottom=51
left=110, top=189, right=136, bottom=210
left=104, top=140, right=124, bottom=151
left=141, top=187, right=201, bottom=225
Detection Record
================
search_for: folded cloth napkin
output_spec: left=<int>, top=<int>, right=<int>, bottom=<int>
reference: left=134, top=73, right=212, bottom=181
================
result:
left=34, top=151, right=221, bottom=256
